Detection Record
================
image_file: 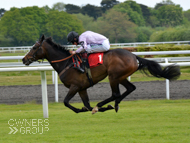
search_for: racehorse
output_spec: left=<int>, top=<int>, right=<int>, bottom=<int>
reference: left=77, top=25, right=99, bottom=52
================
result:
left=22, top=35, right=180, bottom=114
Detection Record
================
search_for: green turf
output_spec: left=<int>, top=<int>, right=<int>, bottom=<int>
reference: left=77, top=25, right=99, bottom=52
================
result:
left=0, top=100, right=190, bottom=143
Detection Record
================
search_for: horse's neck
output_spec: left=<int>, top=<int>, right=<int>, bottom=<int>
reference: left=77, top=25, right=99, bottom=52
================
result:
left=43, top=43, right=72, bottom=74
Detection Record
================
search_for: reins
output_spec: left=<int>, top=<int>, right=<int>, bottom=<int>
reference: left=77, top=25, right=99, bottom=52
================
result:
left=51, top=54, right=74, bottom=63
left=51, top=54, right=82, bottom=63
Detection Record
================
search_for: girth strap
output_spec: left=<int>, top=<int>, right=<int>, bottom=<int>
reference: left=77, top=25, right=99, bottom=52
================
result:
left=58, top=63, right=74, bottom=77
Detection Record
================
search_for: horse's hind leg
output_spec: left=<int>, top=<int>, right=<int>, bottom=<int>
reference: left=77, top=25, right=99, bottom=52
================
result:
left=98, top=105, right=115, bottom=112
left=115, top=79, right=136, bottom=112
left=79, top=90, right=114, bottom=113
left=92, top=80, right=120, bottom=114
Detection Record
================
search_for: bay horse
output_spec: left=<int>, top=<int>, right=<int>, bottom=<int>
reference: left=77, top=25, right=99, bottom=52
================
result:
left=22, top=35, right=180, bottom=114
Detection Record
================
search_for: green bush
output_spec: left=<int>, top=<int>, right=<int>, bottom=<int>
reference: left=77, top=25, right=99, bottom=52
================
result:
left=123, top=44, right=190, bottom=57
left=149, top=27, right=190, bottom=42
left=135, top=44, right=190, bottom=51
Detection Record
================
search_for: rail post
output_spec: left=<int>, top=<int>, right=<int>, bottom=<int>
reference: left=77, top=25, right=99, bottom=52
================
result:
left=40, top=71, right=49, bottom=118
left=54, top=71, right=58, bottom=102
left=165, top=58, right=170, bottom=100
left=52, top=71, right=55, bottom=84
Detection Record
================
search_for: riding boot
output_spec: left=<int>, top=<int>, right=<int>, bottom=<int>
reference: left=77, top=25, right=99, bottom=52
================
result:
left=73, top=64, right=85, bottom=73
left=83, top=57, right=93, bottom=86
left=78, top=63, right=85, bottom=73
left=77, top=59, right=86, bottom=73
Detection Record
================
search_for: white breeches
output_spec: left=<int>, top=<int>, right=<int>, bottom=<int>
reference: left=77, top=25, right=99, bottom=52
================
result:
left=86, top=39, right=110, bottom=53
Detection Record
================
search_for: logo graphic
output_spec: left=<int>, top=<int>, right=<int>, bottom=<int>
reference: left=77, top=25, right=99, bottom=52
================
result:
left=8, top=119, right=49, bottom=134
left=9, top=127, right=18, bottom=134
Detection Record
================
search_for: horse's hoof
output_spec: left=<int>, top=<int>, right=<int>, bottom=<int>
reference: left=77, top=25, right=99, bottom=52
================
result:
left=108, top=105, right=114, bottom=110
left=115, top=105, right=119, bottom=113
left=92, top=106, right=98, bottom=114
left=82, top=107, right=89, bottom=112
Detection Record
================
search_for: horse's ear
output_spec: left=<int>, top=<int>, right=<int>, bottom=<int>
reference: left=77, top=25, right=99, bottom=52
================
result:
left=40, top=34, right=45, bottom=42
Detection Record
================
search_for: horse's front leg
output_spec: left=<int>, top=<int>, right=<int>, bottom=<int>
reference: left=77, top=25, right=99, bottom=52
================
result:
left=63, top=85, right=84, bottom=113
left=78, top=90, right=93, bottom=111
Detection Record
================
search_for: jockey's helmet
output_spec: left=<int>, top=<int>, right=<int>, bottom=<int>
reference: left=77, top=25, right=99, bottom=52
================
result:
left=67, top=31, right=79, bottom=44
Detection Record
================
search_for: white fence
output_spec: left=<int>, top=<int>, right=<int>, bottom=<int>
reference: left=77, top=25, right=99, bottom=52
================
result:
left=0, top=46, right=31, bottom=53
left=0, top=50, right=190, bottom=118
left=0, top=40, right=190, bottom=53
left=111, top=40, right=190, bottom=47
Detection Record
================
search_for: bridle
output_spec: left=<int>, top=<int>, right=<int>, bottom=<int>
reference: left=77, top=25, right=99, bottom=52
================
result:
left=25, top=41, right=45, bottom=63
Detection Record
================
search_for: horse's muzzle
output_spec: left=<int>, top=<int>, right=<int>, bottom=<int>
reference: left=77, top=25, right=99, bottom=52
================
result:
left=22, top=57, right=31, bottom=66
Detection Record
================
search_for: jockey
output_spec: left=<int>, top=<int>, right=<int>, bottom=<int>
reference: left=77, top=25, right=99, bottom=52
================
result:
left=67, top=31, right=110, bottom=73
left=67, top=31, right=110, bottom=54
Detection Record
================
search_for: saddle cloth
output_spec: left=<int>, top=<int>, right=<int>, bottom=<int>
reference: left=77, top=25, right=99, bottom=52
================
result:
left=72, top=52, right=104, bottom=68
left=88, top=52, right=104, bottom=68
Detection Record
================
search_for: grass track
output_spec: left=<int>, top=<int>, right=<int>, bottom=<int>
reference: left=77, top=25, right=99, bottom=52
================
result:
left=0, top=100, right=190, bottom=143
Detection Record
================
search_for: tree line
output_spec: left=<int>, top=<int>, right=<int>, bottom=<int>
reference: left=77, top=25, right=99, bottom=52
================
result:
left=0, top=0, right=190, bottom=46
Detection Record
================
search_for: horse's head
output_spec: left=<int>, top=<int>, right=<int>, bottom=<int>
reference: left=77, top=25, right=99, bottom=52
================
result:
left=22, top=35, right=46, bottom=65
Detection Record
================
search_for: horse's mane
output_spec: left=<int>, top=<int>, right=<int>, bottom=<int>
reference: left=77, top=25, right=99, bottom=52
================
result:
left=45, top=37, right=70, bottom=55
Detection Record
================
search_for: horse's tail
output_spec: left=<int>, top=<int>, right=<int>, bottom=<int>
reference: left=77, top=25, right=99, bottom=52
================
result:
left=136, top=56, right=180, bottom=80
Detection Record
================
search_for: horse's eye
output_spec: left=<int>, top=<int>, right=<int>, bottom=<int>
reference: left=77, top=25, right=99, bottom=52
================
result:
left=33, top=46, right=37, bottom=50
